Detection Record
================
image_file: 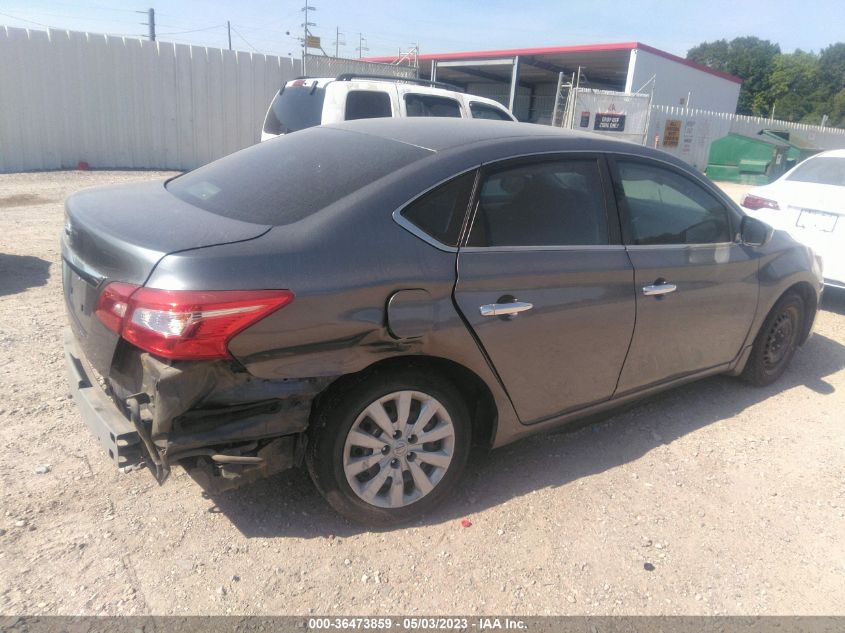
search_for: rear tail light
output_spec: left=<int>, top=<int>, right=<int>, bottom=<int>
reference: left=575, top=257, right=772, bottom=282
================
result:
left=741, top=194, right=780, bottom=211
left=95, top=285, right=293, bottom=360
left=95, top=282, right=137, bottom=334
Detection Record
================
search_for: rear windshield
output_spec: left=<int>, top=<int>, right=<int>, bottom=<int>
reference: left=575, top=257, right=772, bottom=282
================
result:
left=263, top=85, right=326, bottom=134
left=786, top=156, right=845, bottom=186
left=167, top=127, right=432, bottom=225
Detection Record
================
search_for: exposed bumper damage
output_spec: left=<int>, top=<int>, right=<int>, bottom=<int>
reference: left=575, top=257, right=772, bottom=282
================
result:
left=64, top=329, right=329, bottom=492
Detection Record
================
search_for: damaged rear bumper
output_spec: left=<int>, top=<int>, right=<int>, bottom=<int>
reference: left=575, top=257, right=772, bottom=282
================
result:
left=64, top=328, right=328, bottom=489
left=65, top=329, right=144, bottom=469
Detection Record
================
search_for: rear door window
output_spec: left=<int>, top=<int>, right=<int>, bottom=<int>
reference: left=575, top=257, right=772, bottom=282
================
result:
left=263, top=85, right=325, bottom=134
left=405, top=94, right=462, bottom=118
left=467, top=159, right=610, bottom=247
left=469, top=102, right=513, bottom=121
left=345, top=90, right=393, bottom=121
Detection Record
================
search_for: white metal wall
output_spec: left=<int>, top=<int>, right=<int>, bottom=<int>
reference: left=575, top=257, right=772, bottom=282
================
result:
left=647, top=105, right=845, bottom=171
left=0, top=26, right=300, bottom=173
left=626, top=48, right=742, bottom=113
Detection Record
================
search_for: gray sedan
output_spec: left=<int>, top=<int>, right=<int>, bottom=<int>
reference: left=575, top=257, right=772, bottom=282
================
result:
left=62, top=118, right=823, bottom=525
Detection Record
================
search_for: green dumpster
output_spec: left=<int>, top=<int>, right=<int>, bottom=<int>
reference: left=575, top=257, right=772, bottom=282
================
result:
left=705, top=133, right=790, bottom=185
left=759, top=130, right=822, bottom=172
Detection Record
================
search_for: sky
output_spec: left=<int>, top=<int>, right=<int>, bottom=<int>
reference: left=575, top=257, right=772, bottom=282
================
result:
left=0, top=0, right=842, bottom=60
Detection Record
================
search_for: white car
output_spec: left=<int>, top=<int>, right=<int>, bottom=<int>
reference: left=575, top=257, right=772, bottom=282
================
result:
left=261, top=74, right=516, bottom=141
left=740, top=149, right=845, bottom=289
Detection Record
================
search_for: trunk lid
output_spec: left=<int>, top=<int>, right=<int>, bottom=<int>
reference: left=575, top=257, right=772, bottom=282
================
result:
left=62, top=180, right=270, bottom=375
left=768, top=181, right=845, bottom=215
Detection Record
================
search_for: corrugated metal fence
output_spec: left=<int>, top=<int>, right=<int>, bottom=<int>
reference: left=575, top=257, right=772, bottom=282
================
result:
left=0, top=26, right=300, bottom=172
left=647, top=105, right=845, bottom=171
left=4, top=26, right=845, bottom=174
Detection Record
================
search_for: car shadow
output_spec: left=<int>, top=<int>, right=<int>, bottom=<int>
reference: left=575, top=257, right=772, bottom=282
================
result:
left=0, top=253, right=51, bottom=297
left=201, top=332, right=845, bottom=538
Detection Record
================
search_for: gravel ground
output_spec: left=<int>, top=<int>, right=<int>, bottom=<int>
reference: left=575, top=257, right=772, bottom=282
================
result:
left=0, top=170, right=843, bottom=616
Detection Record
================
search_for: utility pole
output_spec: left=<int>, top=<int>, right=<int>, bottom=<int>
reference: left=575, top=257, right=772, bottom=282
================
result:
left=333, top=26, right=345, bottom=58
left=227, top=20, right=232, bottom=50
left=137, top=7, right=155, bottom=41
left=356, top=33, right=368, bottom=59
left=301, top=1, right=316, bottom=74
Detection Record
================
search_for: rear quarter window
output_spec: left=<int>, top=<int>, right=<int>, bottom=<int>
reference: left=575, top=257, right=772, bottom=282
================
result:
left=167, top=127, right=432, bottom=226
left=345, top=90, right=393, bottom=120
left=399, top=171, right=476, bottom=247
left=405, top=94, right=462, bottom=118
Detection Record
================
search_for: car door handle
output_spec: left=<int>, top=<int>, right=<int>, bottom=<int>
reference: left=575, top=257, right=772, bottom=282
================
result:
left=479, top=301, right=534, bottom=317
left=642, top=283, right=677, bottom=296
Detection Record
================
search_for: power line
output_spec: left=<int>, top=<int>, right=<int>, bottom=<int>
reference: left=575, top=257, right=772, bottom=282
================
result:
left=0, top=8, right=141, bottom=26
left=0, top=10, right=56, bottom=29
left=22, top=0, right=141, bottom=15
left=225, top=22, right=297, bottom=36
left=0, top=8, right=418, bottom=58
left=228, top=24, right=261, bottom=54
left=156, top=24, right=226, bottom=36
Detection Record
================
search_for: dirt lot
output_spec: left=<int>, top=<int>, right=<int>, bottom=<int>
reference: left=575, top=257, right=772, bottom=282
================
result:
left=1, top=171, right=843, bottom=616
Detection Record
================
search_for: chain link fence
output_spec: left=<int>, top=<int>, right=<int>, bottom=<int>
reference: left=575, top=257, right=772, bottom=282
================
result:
left=303, top=54, right=417, bottom=79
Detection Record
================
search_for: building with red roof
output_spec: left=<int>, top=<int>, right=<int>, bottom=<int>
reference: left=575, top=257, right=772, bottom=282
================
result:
left=366, top=42, right=741, bottom=123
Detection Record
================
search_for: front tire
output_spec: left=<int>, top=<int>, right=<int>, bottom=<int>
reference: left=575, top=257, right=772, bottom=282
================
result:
left=306, top=369, right=471, bottom=526
left=741, top=292, right=805, bottom=387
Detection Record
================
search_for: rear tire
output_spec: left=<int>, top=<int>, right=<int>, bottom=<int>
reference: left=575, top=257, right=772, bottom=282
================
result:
left=741, top=292, right=804, bottom=387
left=306, top=369, right=471, bottom=526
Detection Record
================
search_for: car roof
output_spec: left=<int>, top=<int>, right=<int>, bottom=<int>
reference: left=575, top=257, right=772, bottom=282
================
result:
left=285, top=76, right=464, bottom=93
left=323, top=117, right=653, bottom=155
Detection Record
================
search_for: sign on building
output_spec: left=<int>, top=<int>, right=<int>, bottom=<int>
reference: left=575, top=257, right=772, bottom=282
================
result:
left=567, top=89, right=652, bottom=144
left=663, top=119, right=682, bottom=147
left=595, top=113, right=626, bottom=132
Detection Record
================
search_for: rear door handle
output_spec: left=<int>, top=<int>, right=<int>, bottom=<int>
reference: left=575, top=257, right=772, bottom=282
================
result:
left=479, top=301, right=534, bottom=317
left=642, top=283, right=677, bottom=296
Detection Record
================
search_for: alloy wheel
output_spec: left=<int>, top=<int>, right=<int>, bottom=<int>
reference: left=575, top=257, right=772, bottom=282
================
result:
left=342, top=390, right=456, bottom=509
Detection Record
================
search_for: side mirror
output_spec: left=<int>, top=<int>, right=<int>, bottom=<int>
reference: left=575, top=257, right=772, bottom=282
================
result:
left=740, top=215, right=773, bottom=247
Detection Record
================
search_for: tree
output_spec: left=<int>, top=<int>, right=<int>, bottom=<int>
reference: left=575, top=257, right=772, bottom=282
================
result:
left=767, top=50, right=820, bottom=123
left=814, top=43, right=845, bottom=126
left=686, top=36, right=845, bottom=127
left=827, top=89, right=845, bottom=127
left=687, top=36, right=781, bottom=116
left=818, top=43, right=845, bottom=95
